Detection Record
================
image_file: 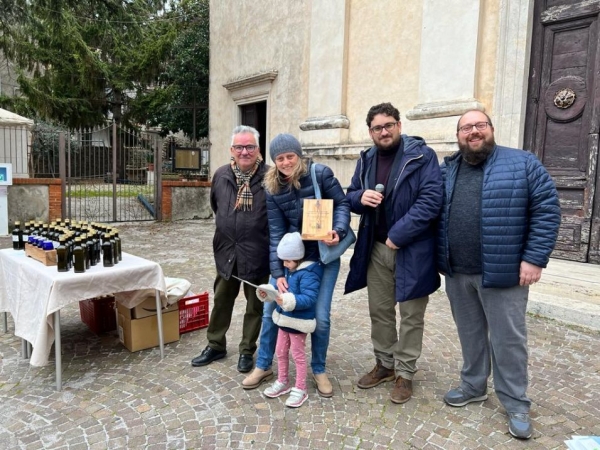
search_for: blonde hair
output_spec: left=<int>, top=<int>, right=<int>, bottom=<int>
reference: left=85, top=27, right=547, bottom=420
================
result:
left=264, top=158, right=309, bottom=195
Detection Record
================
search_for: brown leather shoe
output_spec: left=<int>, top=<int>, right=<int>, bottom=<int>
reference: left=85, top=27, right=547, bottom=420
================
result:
left=390, top=376, right=412, bottom=404
left=357, top=361, right=395, bottom=389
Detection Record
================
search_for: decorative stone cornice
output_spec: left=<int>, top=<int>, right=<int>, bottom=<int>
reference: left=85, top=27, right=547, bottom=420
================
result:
left=223, top=71, right=278, bottom=91
left=406, top=99, right=485, bottom=120
left=299, top=115, right=350, bottom=131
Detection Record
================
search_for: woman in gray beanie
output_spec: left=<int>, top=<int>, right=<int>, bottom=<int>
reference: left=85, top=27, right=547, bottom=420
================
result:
left=242, top=133, right=351, bottom=398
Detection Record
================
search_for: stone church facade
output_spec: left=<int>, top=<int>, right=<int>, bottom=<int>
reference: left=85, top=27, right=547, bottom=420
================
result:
left=209, top=0, right=600, bottom=264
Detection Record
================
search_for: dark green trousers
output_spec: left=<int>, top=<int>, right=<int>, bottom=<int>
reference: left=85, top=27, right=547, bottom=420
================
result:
left=206, top=272, right=269, bottom=355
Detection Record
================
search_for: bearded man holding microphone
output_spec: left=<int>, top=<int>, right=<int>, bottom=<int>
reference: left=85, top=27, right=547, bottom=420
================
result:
left=344, top=102, right=443, bottom=404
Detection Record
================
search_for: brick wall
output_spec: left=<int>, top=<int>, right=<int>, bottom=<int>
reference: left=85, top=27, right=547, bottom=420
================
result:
left=161, top=180, right=210, bottom=221
left=10, top=178, right=211, bottom=223
left=13, top=178, right=63, bottom=222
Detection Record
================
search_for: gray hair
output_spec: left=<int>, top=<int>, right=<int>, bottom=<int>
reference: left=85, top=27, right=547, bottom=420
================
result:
left=231, top=125, right=260, bottom=147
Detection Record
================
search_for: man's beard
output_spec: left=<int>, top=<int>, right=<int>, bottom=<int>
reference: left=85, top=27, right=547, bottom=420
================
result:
left=458, top=136, right=495, bottom=165
left=377, top=135, right=401, bottom=152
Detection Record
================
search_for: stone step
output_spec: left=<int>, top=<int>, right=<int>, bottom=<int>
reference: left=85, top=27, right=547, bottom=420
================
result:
left=528, top=291, right=600, bottom=331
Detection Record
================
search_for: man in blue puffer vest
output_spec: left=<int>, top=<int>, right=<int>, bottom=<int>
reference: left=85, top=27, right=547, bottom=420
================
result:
left=437, top=110, right=561, bottom=440
left=345, top=102, right=443, bottom=404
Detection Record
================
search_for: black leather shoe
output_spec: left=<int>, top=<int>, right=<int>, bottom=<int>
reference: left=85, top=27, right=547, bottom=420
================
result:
left=237, top=354, right=254, bottom=373
left=191, top=346, right=227, bottom=367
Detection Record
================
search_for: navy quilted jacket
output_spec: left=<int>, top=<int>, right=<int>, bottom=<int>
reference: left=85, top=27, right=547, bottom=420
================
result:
left=266, top=162, right=351, bottom=279
left=436, top=146, right=561, bottom=288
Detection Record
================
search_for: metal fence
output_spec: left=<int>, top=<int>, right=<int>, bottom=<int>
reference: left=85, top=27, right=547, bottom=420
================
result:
left=2, top=120, right=211, bottom=223
left=60, top=123, right=165, bottom=222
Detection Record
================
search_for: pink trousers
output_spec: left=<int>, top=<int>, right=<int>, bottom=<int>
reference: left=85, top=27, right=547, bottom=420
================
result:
left=275, top=328, right=307, bottom=391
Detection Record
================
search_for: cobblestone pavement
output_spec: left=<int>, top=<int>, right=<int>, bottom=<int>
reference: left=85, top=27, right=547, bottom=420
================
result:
left=1, top=220, right=599, bottom=449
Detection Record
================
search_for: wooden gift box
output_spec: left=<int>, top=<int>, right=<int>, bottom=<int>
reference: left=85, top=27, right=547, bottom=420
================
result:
left=25, top=243, right=58, bottom=266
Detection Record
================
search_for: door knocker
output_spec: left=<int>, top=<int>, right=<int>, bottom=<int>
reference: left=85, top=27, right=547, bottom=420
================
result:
left=554, top=88, right=576, bottom=109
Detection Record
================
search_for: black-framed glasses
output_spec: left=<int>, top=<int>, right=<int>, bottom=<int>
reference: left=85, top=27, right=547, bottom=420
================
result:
left=370, top=122, right=398, bottom=134
left=232, top=145, right=258, bottom=153
left=458, top=122, right=490, bottom=134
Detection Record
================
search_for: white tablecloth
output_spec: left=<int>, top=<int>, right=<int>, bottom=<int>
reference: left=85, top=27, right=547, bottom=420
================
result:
left=0, top=249, right=167, bottom=366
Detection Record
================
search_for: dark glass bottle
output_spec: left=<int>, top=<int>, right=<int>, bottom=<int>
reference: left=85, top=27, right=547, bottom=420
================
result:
left=87, top=233, right=97, bottom=266
left=23, top=221, right=31, bottom=247
left=109, top=232, right=118, bottom=265
left=81, top=234, right=90, bottom=269
left=30, top=222, right=39, bottom=236
left=12, top=221, right=23, bottom=250
left=66, top=233, right=74, bottom=270
left=41, top=223, right=49, bottom=240
left=90, top=233, right=99, bottom=266
left=56, top=237, right=69, bottom=272
left=73, top=237, right=86, bottom=273
left=113, top=229, right=122, bottom=261
left=102, top=235, right=114, bottom=267
left=47, top=225, right=56, bottom=245
left=50, top=222, right=59, bottom=243
left=99, top=224, right=106, bottom=245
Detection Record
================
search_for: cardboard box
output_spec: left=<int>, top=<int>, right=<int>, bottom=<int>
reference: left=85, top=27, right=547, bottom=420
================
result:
left=132, top=295, right=179, bottom=319
left=117, top=302, right=180, bottom=352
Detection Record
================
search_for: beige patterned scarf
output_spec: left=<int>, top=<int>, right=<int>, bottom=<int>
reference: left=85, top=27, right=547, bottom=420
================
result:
left=231, top=155, right=263, bottom=211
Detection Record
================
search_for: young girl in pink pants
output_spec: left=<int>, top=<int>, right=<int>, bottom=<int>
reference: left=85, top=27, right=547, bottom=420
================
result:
left=257, top=232, right=323, bottom=408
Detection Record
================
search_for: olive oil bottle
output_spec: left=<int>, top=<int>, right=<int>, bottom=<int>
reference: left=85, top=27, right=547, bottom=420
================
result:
left=73, top=237, right=86, bottom=273
left=56, top=237, right=69, bottom=272
left=102, top=235, right=114, bottom=267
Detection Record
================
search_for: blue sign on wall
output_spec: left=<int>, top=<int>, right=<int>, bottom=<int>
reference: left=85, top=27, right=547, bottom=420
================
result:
left=0, top=163, right=13, bottom=185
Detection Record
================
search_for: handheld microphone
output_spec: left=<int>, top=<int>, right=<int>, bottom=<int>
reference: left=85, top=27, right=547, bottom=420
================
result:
left=375, top=184, right=384, bottom=226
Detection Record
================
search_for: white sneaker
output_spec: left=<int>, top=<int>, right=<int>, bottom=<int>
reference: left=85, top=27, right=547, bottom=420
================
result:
left=285, top=388, right=308, bottom=408
left=264, top=380, right=291, bottom=398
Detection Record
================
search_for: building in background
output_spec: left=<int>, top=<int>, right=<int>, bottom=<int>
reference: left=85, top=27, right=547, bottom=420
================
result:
left=209, top=0, right=600, bottom=264
left=0, top=108, right=33, bottom=178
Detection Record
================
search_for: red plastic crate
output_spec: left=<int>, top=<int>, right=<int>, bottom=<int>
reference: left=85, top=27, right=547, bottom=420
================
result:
left=79, top=296, right=116, bottom=334
left=179, top=292, right=209, bottom=333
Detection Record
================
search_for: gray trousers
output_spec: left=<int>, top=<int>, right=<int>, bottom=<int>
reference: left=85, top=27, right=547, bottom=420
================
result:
left=367, top=242, right=429, bottom=380
left=445, top=273, right=531, bottom=413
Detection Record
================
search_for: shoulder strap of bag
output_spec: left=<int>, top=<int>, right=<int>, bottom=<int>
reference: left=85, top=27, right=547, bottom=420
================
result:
left=310, top=162, right=322, bottom=199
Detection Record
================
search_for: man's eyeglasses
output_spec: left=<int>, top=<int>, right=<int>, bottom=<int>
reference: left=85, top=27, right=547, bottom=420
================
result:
left=370, top=122, right=398, bottom=134
left=458, top=122, right=490, bottom=134
left=232, top=145, right=258, bottom=153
